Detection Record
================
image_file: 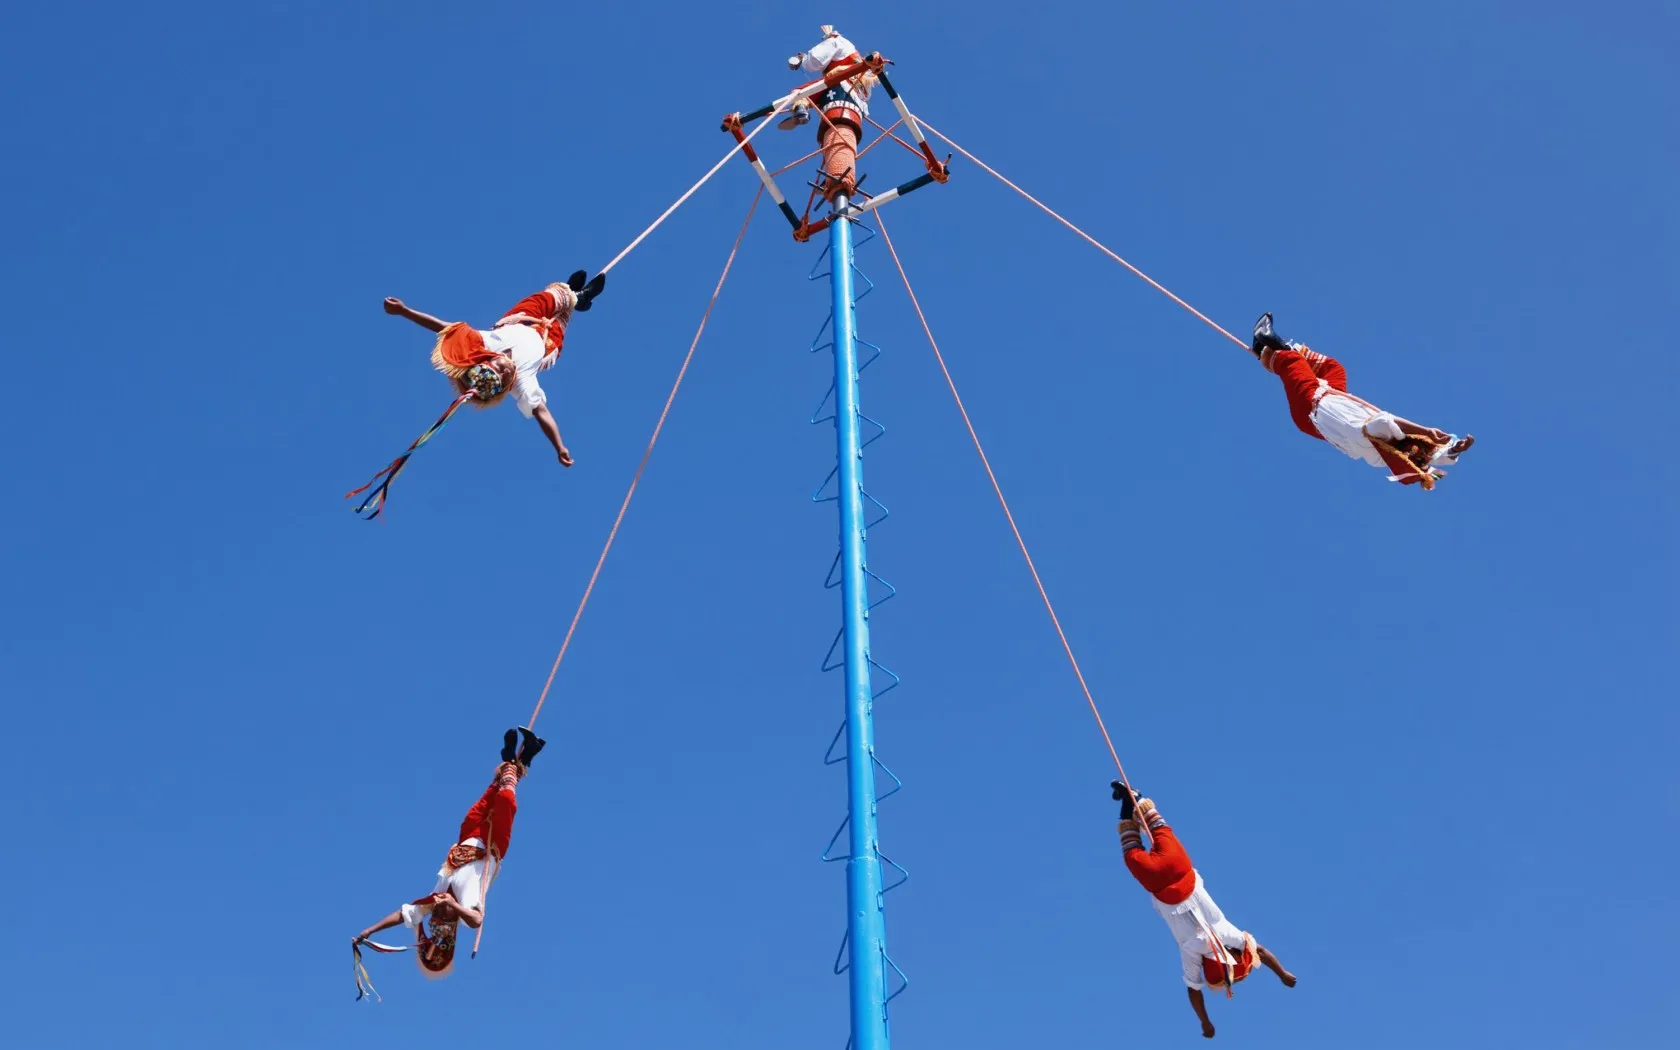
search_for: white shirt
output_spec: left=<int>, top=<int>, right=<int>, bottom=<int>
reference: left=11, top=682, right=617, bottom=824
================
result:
left=1149, top=872, right=1251, bottom=990
left=1310, top=382, right=1404, bottom=469
left=481, top=323, right=549, bottom=419
left=798, top=34, right=872, bottom=117
left=400, top=837, right=500, bottom=928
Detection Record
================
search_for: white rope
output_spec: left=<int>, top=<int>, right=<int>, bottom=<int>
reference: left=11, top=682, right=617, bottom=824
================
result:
left=917, top=117, right=1250, bottom=353
left=597, top=104, right=788, bottom=276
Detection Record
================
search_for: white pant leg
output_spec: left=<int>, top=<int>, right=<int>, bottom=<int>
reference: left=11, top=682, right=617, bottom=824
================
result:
left=1312, top=393, right=1389, bottom=468
left=1188, top=885, right=1248, bottom=954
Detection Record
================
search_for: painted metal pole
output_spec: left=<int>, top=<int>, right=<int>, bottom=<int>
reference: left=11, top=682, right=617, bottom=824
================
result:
left=827, top=197, right=893, bottom=1050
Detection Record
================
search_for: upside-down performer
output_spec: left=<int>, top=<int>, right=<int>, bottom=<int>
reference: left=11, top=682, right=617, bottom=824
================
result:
left=1252, top=312, right=1473, bottom=489
left=346, top=271, right=606, bottom=518
left=781, top=25, right=878, bottom=201
left=1112, top=780, right=1296, bottom=1039
left=350, top=728, right=545, bottom=998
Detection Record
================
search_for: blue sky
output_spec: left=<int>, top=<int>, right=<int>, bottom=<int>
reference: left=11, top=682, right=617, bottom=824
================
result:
left=1, top=2, right=1673, bottom=1047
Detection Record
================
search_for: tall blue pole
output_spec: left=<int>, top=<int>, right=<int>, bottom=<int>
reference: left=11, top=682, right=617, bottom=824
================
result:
left=828, top=197, right=892, bottom=1050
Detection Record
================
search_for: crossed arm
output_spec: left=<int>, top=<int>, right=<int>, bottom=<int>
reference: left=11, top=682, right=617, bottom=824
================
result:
left=1388, top=417, right=1451, bottom=443
left=436, top=892, right=484, bottom=928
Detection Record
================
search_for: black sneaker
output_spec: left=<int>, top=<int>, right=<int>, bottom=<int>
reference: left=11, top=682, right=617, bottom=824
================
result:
left=1252, top=312, right=1284, bottom=356
left=1112, top=780, right=1138, bottom=820
left=576, top=272, right=607, bottom=312
left=500, top=728, right=520, bottom=764
left=517, top=727, right=547, bottom=768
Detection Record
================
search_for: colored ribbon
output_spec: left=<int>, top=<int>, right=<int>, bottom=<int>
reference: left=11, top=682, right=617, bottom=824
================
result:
left=346, top=391, right=477, bottom=520
left=352, top=938, right=410, bottom=1002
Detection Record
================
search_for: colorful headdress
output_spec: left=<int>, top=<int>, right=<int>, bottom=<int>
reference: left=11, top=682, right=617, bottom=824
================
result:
left=415, top=916, right=458, bottom=980
left=429, top=322, right=516, bottom=409
left=459, top=357, right=517, bottom=406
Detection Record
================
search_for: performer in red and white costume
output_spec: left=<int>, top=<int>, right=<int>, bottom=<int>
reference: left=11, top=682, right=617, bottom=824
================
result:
left=781, top=26, right=878, bottom=201
left=382, top=270, right=605, bottom=467
left=1112, top=781, right=1296, bottom=1040
left=1253, top=312, right=1473, bottom=489
left=353, top=728, right=545, bottom=984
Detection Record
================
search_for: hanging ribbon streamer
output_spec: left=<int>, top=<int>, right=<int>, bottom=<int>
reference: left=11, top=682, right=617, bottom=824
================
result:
left=346, top=391, right=478, bottom=520
left=352, top=938, right=410, bottom=1002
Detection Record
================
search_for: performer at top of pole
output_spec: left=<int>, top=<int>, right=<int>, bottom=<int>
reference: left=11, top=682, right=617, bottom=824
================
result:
left=780, top=26, right=879, bottom=202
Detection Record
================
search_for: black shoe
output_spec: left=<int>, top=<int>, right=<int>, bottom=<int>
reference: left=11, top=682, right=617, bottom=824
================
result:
left=566, top=270, right=588, bottom=293
left=575, top=272, right=607, bottom=312
left=517, top=726, right=547, bottom=768
left=501, top=729, right=520, bottom=764
left=1252, top=312, right=1286, bottom=356
left=1112, top=780, right=1137, bottom=820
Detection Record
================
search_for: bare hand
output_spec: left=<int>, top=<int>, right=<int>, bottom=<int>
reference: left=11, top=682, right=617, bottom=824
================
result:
left=558, top=447, right=574, bottom=468
left=383, top=297, right=405, bottom=315
left=1201, top=1019, right=1216, bottom=1039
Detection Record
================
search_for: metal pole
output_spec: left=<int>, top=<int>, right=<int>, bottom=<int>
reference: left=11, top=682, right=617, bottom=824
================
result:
left=827, top=198, right=892, bottom=1050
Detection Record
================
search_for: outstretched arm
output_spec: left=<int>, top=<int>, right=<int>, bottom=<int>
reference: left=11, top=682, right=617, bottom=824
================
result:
left=532, top=404, right=573, bottom=467
left=353, top=909, right=405, bottom=945
left=383, top=297, right=451, bottom=333
left=1187, top=988, right=1215, bottom=1039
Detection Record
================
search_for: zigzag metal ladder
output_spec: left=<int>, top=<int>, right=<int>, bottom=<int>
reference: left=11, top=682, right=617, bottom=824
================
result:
left=807, top=220, right=909, bottom=1050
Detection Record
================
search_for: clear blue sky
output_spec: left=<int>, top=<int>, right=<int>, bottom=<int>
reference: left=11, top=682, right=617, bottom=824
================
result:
left=2, top=2, right=1673, bottom=1047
